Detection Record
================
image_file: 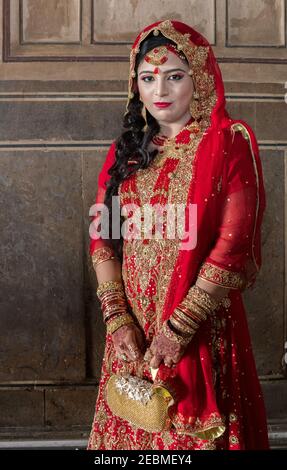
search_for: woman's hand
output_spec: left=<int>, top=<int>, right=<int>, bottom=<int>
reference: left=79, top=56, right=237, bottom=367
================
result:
left=112, top=323, right=145, bottom=362
left=144, top=330, right=186, bottom=368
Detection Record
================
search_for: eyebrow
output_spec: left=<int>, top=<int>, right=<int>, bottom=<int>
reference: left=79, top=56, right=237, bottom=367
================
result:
left=139, top=68, right=187, bottom=75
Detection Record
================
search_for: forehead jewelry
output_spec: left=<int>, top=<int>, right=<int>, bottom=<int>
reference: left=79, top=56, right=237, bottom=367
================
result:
left=144, top=44, right=186, bottom=65
left=144, top=45, right=169, bottom=65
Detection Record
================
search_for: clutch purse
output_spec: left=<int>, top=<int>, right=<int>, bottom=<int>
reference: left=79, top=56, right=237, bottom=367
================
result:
left=106, top=368, right=174, bottom=432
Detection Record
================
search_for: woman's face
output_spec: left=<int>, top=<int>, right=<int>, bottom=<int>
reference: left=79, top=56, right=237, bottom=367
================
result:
left=137, top=49, right=194, bottom=125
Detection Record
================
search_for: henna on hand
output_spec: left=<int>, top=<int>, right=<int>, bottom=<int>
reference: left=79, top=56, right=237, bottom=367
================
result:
left=112, top=323, right=145, bottom=362
left=146, top=329, right=186, bottom=368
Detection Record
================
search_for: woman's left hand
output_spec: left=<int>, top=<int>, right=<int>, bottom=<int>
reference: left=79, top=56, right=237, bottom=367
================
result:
left=144, top=330, right=186, bottom=368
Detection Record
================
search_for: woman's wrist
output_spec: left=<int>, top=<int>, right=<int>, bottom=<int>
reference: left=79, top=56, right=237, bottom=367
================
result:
left=92, top=246, right=118, bottom=270
left=162, top=319, right=193, bottom=347
left=168, top=285, right=221, bottom=339
left=107, top=313, right=134, bottom=335
left=96, top=279, right=135, bottom=334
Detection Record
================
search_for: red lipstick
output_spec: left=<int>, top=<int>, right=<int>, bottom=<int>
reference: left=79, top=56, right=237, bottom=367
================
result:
left=154, top=102, right=172, bottom=108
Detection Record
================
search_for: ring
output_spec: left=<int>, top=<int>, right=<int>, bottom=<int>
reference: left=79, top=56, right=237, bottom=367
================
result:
left=120, top=353, right=128, bottom=361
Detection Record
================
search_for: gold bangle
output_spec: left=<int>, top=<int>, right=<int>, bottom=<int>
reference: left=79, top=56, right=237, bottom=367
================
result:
left=180, top=302, right=208, bottom=322
left=169, top=285, right=221, bottom=336
left=189, top=285, right=220, bottom=311
left=96, top=280, right=124, bottom=299
left=106, top=314, right=134, bottom=335
left=92, top=246, right=117, bottom=268
left=169, top=316, right=196, bottom=336
left=172, top=308, right=199, bottom=331
left=162, top=321, right=192, bottom=347
left=104, top=310, right=126, bottom=323
left=103, top=305, right=127, bottom=319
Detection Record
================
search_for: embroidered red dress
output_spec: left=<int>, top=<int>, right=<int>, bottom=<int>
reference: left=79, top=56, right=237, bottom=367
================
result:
left=87, top=19, right=269, bottom=450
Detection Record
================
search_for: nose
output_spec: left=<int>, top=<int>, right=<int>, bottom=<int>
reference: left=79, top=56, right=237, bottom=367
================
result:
left=154, top=77, right=168, bottom=97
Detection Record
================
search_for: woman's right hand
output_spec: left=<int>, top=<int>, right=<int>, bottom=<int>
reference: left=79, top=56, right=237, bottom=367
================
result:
left=112, top=323, right=145, bottom=362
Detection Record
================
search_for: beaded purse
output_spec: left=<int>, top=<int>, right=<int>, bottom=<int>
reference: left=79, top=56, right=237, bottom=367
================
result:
left=106, top=368, right=174, bottom=432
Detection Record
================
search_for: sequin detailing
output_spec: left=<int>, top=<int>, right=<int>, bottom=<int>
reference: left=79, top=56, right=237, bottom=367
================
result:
left=198, top=262, right=246, bottom=290
left=118, top=115, right=209, bottom=337
left=115, top=375, right=153, bottom=405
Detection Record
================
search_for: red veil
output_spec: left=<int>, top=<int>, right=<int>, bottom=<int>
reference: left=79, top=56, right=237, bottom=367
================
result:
left=90, top=19, right=269, bottom=449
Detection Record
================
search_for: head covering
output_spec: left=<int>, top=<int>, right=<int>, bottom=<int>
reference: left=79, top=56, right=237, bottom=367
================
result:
left=125, top=19, right=228, bottom=129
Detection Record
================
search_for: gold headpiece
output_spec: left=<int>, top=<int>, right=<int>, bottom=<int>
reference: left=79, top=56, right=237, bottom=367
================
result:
left=125, top=20, right=217, bottom=128
left=144, top=44, right=186, bottom=65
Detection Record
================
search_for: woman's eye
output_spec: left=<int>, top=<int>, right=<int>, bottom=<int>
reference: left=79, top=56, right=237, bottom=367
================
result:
left=141, top=74, right=184, bottom=82
left=141, top=76, right=154, bottom=82
left=169, top=74, right=184, bottom=80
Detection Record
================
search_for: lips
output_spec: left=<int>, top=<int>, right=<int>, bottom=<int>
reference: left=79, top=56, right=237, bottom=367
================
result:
left=154, top=102, right=172, bottom=108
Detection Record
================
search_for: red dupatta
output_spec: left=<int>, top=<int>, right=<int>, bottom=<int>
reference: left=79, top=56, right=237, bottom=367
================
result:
left=90, top=19, right=268, bottom=449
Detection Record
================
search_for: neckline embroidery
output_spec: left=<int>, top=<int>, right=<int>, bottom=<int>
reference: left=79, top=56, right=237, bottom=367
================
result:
left=151, top=116, right=197, bottom=147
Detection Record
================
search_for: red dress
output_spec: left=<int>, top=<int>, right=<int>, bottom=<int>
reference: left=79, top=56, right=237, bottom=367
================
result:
left=87, top=19, right=269, bottom=450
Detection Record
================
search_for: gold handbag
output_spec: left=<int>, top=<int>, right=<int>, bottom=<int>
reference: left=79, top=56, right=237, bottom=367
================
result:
left=106, top=368, right=174, bottom=433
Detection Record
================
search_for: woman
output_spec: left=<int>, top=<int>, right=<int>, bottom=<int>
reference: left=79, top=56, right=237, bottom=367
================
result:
left=87, top=19, right=269, bottom=450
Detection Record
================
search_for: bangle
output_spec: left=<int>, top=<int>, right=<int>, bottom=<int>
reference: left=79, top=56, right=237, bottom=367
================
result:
left=106, top=313, right=134, bottom=335
left=92, top=246, right=117, bottom=269
left=162, top=320, right=192, bottom=347
left=96, top=280, right=124, bottom=299
left=96, top=280, right=134, bottom=333
left=171, top=308, right=199, bottom=332
left=168, top=285, right=221, bottom=338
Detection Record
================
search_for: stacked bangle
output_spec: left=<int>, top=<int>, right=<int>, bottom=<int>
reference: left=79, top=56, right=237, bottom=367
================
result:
left=168, top=285, right=221, bottom=342
left=96, top=280, right=135, bottom=335
left=162, top=320, right=191, bottom=347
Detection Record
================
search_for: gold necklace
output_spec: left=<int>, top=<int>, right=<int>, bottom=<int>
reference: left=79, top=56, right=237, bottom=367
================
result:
left=150, top=119, right=200, bottom=169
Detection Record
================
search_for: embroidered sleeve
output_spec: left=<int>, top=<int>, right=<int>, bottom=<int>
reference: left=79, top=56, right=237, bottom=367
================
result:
left=197, top=128, right=261, bottom=291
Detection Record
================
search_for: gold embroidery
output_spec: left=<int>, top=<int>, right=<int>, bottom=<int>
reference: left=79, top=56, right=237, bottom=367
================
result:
left=92, top=246, right=116, bottom=268
left=88, top=430, right=102, bottom=450
left=229, top=435, right=239, bottom=445
left=120, top=20, right=218, bottom=333
left=119, top=115, right=215, bottom=334
left=198, top=261, right=246, bottom=290
left=172, top=411, right=226, bottom=441
left=229, top=413, right=238, bottom=423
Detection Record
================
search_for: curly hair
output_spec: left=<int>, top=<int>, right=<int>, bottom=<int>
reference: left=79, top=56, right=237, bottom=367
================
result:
left=103, top=32, right=189, bottom=261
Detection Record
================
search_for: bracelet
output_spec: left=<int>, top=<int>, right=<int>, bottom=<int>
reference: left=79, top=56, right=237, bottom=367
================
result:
left=96, top=280, right=124, bottom=299
left=171, top=308, right=199, bottom=332
left=96, top=279, right=135, bottom=333
left=92, top=246, right=117, bottom=269
left=162, top=320, right=192, bottom=347
left=188, top=285, right=220, bottom=312
left=106, top=313, right=135, bottom=335
left=168, top=285, right=221, bottom=338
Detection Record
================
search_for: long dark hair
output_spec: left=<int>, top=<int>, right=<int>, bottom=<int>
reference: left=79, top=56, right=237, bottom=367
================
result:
left=104, top=32, right=188, bottom=261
